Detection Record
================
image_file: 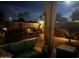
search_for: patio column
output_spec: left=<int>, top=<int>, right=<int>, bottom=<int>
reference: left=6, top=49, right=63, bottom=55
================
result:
left=44, top=1, right=56, bottom=57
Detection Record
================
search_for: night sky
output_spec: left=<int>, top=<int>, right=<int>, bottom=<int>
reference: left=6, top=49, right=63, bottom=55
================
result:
left=0, top=1, right=44, bottom=21
left=0, top=1, right=79, bottom=21
left=57, top=1, right=79, bottom=21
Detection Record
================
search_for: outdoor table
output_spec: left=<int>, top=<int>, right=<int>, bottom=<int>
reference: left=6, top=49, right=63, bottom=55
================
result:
left=56, top=45, right=77, bottom=58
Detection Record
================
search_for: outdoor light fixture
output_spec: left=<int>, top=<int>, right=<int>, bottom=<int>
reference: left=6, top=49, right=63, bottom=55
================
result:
left=9, top=17, right=12, bottom=22
left=38, top=20, right=44, bottom=24
left=3, top=27, right=7, bottom=33
left=27, top=29, right=32, bottom=33
left=38, top=19, right=44, bottom=31
left=3, top=27, right=7, bottom=31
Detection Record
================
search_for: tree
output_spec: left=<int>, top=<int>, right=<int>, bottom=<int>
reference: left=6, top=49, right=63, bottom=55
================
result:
left=62, top=17, right=68, bottom=22
left=18, top=18, right=25, bottom=22
left=0, top=10, right=8, bottom=32
left=71, top=8, right=79, bottom=21
left=56, top=12, right=62, bottom=22
left=17, top=11, right=29, bottom=30
left=0, top=10, right=6, bottom=25
left=0, top=10, right=8, bottom=26
left=18, top=11, right=29, bottom=22
left=56, top=12, right=68, bottom=22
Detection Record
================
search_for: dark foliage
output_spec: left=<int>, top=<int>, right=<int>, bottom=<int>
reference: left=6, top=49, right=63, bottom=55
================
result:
left=56, top=12, right=68, bottom=22
left=71, top=8, right=79, bottom=21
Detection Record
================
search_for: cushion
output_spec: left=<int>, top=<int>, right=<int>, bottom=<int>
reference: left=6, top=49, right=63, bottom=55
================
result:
left=34, top=38, right=45, bottom=53
left=8, top=40, right=25, bottom=53
left=25, top=39, right=37, bottom=49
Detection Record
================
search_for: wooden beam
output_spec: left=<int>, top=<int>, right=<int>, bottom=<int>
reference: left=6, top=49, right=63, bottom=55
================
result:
left=44, top=1, right=56, bottom=57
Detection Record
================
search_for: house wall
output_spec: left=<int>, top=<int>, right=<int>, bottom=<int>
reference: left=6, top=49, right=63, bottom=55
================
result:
left=7, top=22, right=40, bottom=31
left=21, top=23, right=40, bottom=30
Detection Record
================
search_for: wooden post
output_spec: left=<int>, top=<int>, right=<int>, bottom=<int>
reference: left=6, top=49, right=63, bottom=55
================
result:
left=44, top=1, right=56, bottom=57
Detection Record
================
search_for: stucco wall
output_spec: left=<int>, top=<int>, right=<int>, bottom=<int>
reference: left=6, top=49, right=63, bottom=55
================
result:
left=7, top=22, right=40, bottom=31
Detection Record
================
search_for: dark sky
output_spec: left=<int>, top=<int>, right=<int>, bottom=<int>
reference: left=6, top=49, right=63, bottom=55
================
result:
left=0, top=1, right=44, bottom=21
left=57, top=1, right=79, bottom=21
left=0, top=1, right=79, bottom=21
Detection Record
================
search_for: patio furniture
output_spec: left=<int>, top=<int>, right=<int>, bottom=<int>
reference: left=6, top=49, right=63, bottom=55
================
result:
left=56, top=45, right=77, bottom=58
left=0, top=38, right=47, bottom=58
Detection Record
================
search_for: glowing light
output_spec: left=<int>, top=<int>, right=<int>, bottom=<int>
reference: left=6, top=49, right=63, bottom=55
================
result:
left=38, top=19, right=44, bottom=31
left=38, top=21, right=44, bottom=24
left=38, top=19, right=44, bottom=24
left=65, top=1, right=71, bottom=3
left=74, top=20, right=79, bottom=22
left=64, top=1, right=71, bottom=6
left=3, top=27, right=7, bottom=31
